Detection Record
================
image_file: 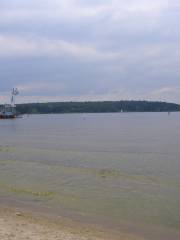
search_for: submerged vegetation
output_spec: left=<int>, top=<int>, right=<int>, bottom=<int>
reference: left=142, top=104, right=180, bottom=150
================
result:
left=0, top=179, right=55, bottom=199
left=0, top=154, right=180, bottom=230
left=15, top=100, right=180, bottom=114
left=9, top=187, right=55, bottom=198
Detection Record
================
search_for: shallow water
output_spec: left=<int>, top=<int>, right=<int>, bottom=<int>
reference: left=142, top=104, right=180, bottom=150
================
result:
left=0, top=113, right=180, bottom=239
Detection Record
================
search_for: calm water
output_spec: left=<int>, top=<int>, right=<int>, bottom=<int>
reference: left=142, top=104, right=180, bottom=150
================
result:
left=0, top=113, right=180, bottom=239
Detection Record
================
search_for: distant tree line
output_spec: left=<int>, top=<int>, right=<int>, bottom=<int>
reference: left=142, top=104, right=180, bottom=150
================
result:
left=14, top=101, right=180, bottom=114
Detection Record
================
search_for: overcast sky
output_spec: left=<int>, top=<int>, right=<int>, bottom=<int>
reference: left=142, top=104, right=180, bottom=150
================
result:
left=0, top=0, right=180, bottom=103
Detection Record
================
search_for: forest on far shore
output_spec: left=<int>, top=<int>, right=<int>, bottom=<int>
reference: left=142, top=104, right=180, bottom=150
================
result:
left=14, top=100, right=180, bottom=114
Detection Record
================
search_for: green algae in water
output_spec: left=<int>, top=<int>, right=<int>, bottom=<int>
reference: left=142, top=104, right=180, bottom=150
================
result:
left=0, top=159, right=17, bottom=165
left=10, top=187, right=55, bottom=198
left=0, top=146, right=16, bottom=153
left=0, top=182, right=55, bottom=200
left=0, top=157, right=180, bottom=231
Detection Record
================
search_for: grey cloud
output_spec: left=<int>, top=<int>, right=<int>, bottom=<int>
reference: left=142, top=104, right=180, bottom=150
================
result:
left=0, top=0, right=180, bottom=103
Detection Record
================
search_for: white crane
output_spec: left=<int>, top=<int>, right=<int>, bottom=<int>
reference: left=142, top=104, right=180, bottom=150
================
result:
left=0, top=88, right=20, bottom=119
left=11, top=88, right=19, bottom=107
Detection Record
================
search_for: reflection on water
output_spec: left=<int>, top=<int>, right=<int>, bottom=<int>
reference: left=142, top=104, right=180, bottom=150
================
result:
left=0, top=113, right=180, bottom=237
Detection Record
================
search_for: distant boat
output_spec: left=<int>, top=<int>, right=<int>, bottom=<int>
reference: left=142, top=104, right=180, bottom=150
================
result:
left=0, top=104, right=16, bottom=119
left=0, top=88, right=19, bottom=119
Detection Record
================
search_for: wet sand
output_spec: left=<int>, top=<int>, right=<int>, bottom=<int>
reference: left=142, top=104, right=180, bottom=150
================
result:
left=0, top=207, right=144, bottom=240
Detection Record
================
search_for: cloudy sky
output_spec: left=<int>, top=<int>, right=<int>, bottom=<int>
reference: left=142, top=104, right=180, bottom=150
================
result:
left=0, top=0, right=180, bottom=103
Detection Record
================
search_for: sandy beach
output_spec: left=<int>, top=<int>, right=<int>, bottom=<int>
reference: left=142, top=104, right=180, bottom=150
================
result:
left=0, top=207, right=144, bottom=240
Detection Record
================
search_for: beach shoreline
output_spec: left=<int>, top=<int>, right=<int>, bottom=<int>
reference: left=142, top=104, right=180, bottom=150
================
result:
left=1, top=202, right=180, bottom=240
left=0, top=206, right=144, bottom=240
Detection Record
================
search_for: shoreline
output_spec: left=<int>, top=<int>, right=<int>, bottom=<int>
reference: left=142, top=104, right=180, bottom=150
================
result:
left=0, top=206, right=143, bottom=240
left=1, top=205, right=180, bottom=240
left=1, top=199, right=180, bottom=240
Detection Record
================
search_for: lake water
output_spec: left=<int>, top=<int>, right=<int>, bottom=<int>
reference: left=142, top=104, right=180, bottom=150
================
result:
left=0, top=113, right=180, bottom=239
